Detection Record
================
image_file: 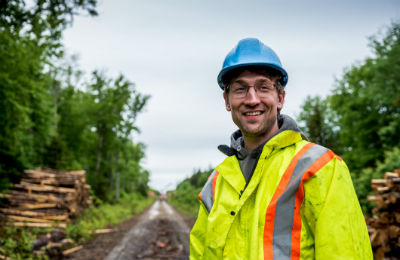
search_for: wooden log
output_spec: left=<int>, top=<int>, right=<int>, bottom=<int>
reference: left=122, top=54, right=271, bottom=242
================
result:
left=0, top=254, right=12, bottom=260
left=6, top=215, right=54, bottom=223
left=7, top=190, right=64, bottom=203
left=62, top=245, right=83, bottom=255
left=33, top=234, right=52, bottom=250
left=367, top=195, right=386, bottom=208
left=21, top=178, right=75, bottom=187
left=24, top=169, right=57, bottom=178
left=377, top=186, right=390, bottom=193
left=388, top=225, right=400, bottom=239
left=369, top=228, right=378, bottom=244
left=17, top=203, right=58, bottom=209
left=0, top=193, right=10, bottom=198
left=93, top=228, right=113, bottom=234
left=64, top=170, right=86, bottom=176
left=395, top=212, right=400, bottom=223
left=50, top=228, right=67, bottom=242
left=390, top=177, right=400, bottom=184
left=0, top=208, right=47, bottom=217
left=0, top=207, right=66, bottom=217
left=10, top=222, right=66, bottom=228
left=371, top=179, right=387, bottom=185
left=385, top=172, right=399, bottom=179
left=45, top=239, right=74, bottom=257
left=22, top=174, right=84, bottom=187
left=39, top=215, right=69, bottom=221
left=377, top=229, right=390, bottom=252
left=387, top=191, right=400, bottom=204
left=374, top=247, right=385, bottom=260
left=33, top=228, right=67, bottom=249
left=30, top=168, right=86, bottom=177
left=13, top=182, right=76, bottom=193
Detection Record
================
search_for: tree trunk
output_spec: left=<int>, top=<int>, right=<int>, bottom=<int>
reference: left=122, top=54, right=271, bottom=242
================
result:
left=109, top=153, right=113, bottom=192
left=115, top=152, right=120, bottom=201
left=95, top=134, right=103, bottom=176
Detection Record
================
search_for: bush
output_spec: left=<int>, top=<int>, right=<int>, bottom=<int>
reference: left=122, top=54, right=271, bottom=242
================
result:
left=168, top=168, right=213, bottom=218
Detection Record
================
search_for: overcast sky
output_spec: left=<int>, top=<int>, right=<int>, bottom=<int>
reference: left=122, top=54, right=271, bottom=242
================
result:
left=63, top=0, right=400, bottom=192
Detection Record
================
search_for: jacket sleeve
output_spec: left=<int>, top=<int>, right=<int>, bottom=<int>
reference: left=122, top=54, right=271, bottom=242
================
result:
left=302, top=155, right=373, bottom=260
left=189, top=202, right=208, bottom=260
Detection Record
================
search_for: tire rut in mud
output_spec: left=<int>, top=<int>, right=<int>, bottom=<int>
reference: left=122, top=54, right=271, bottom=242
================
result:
left=135, top=218, right=187, bottom=260
left=104, top=200, right=191, bottom=260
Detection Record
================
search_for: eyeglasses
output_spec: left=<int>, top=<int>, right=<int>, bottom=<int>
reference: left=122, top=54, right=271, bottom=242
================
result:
left=227, top=80, right=277, bottom=99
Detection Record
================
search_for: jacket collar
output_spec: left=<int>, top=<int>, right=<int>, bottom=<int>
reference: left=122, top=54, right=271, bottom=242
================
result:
left=218, top=114, right=307, bottom=157
left=216, top=117, right=307, bottom=194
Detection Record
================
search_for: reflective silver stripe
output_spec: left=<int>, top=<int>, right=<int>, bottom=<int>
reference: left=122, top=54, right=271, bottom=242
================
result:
left=272, top=144, right=328, bottom=260
left=200, top=170, right=218, bottom=213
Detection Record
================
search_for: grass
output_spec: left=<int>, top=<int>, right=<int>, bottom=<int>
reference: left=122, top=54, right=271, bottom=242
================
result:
left=0, top=193, right=154, bottom=259
left=168, top=191, right=200, bottom=218
left=67, top=193, right=154, bottom=243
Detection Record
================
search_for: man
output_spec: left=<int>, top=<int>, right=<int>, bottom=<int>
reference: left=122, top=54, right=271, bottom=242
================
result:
left=189, top=38, right=372, bottom=260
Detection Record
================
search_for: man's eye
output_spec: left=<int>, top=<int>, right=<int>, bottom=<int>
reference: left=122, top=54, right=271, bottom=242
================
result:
left=258, top=86, right=270, bottom=92
left=234, top=87, right=246, bottom=92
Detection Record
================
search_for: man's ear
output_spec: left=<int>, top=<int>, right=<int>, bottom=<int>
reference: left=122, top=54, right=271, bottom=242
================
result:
left=277, top=90, right=285, bottom=111
left=223, top=92, right=231, bottom=111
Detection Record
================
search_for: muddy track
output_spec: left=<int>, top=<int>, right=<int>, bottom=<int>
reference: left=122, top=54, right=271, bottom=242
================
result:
left=65, top=200, right=192, bottom=260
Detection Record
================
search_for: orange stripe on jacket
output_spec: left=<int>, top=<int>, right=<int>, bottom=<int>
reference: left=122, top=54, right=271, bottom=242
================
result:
left=263, top=142, right=315, bottom=260
left=212, top=171, right=219, bottom=204
left=290, top=149, right=334, bottom=260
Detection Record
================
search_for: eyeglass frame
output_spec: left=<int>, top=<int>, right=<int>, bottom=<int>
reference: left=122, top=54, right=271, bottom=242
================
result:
left=225, top=78, right=281, bottom=99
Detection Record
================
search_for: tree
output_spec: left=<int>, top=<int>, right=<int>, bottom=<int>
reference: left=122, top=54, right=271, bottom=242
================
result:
left=0, top=0, right=97, bottom=189
left=297, top=22, right=400, bottom=213
left=297, top=96, right=341, bottom=152
left=84, top=71, right=150, bottom=199
left=330, top=22, right=400, bottom=172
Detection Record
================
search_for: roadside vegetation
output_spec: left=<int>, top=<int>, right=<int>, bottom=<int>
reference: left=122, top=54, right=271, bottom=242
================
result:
left=168, top=168, right=213, bottom=218
left=0, top=193, right=154, bottom=260
left=297, top=22, right=400, bottom=213
left=66, top=193, right=154, bottom=244
left=0, top=1, right=154, bottom=259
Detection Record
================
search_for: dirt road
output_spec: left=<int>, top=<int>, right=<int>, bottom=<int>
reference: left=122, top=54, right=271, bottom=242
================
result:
left=66, top=200, right=192, bottom=260
left=103, top=200, right=191, bottom=260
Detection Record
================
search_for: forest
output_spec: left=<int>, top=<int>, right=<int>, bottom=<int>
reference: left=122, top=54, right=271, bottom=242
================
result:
left=170, top=22, right=400, bottom=216
left=0, top=0, right=151, bottom=202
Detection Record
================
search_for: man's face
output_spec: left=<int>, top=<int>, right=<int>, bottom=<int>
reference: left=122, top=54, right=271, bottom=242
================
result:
left=223, top=70, right=285, bottom=140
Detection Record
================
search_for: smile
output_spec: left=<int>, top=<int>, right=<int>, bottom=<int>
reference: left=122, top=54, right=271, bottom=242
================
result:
left=244, top=111, right=263, bottom=116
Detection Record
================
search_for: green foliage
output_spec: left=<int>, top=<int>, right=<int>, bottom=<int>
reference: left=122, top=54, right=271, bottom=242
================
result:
left=356, top=147, right=400, bottom=213
left=329, top=23, right=400, bottom=172
left=0, top=226, right=49, bottom=260
left=0, top=0, right=151, bottom=201
left=168, top=168, right=213, bottom=217
left=297, top=22, right=400, bottom=213
left=0, top=0, right=97, bottom=47
left=297, top=96, right=342, bottom=153
left=66, top=193, right=154, bottom=244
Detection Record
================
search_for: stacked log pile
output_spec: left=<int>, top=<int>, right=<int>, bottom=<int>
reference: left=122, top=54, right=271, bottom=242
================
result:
left=366, top=170, right=400, bottom=260
left=0, top=168, right=92, bottom=228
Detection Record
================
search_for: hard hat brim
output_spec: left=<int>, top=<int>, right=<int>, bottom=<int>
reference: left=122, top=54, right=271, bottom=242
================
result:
left=217, top=63, right=288, bottom=90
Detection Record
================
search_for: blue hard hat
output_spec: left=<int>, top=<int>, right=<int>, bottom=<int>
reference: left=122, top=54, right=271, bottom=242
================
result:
left=217, top=38, right=288, bottom=89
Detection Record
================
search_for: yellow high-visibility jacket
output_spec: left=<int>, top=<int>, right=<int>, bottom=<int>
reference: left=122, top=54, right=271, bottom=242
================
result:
left=189, top=130, right=372, bottom=260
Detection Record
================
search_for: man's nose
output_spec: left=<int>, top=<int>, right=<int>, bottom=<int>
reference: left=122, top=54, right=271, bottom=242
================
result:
left=244, top=86, right=260, bottom=105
